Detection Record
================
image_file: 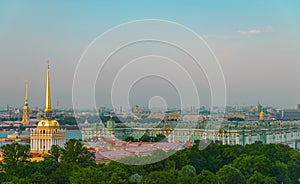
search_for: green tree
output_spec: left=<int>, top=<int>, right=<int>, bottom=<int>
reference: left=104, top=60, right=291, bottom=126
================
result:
left=186, top=143, right=206, bottom=173
left=216, top=165, right=246, bottom=184
left=1, top=143, right=30, bottom=164
left=169, top=151, right=190, bottom=170
left=139, top=134, right=151, bottom=142
left=40, top=157, right=59, bottom=176
left=49, top=144, right=62, bottom=161
left=181, top=165, right=196, bottom=177
left=232, top=154, right=272, bottom=179
left=246, top=172, right=277, bottom=184
left=0, top=172, right=17, bottom=183
left=50, top=162, right=79, bottom=184
left=129, top=173, right=142, bottom=184
left=28, top=171, right=49, bottom=184
left=163, top=159, right=176, bottom=171
left=143, top=170, right=179, bottom=184
left=272, top=161, right=291, bottom=184
left=69, top=167, right=103, bottom=184
left=154, top=134, right=166, bottom=142
left=109, top=168, right=129, bottom=184
left=1, top=143, right=31, bottom=177
left=287, top=149, right=300, bottom=183
left=195, top=170, right=223, bottom=184
left=124, top=136, right=137, bottom=142
left=61, top=139, right=95, bottom=167
left=178, top=165, right=197, bottom=184
left=262, top=144, right=291, bottom=163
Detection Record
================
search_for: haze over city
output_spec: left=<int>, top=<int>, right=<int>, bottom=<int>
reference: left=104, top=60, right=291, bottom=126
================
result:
left=2, top=2, right=300, bottom=183
left=1, top=1, right=300, bottom=109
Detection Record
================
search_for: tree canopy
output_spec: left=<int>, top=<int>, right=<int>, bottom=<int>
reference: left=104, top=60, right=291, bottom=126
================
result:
left=1, top=140, right=300, bottom=183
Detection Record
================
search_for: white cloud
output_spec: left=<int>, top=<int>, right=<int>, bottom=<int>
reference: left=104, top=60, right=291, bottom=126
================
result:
left=239, top=29, right=262, bottom=35
left=238, top=26, right=273, bottom=35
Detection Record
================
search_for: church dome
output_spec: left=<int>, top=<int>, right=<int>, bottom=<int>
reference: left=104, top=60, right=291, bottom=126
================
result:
left=37, top=119, right=60, bottom=127
left=260, top=111, right=265, bottom=117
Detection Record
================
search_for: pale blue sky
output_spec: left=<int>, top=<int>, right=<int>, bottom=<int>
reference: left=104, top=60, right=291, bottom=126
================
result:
left=0, top=1, right=300, bottom=109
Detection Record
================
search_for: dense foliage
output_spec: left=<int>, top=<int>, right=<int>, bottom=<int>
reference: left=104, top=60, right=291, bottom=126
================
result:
left=1, top=140, right=300, bottom=183
left=124, top=134, right=166, bottom=142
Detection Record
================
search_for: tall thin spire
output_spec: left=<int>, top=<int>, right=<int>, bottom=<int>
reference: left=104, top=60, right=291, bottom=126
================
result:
left=44, top=61, right=52, bottom=118
left=25, top=80, right=28, bottom=106
left=22, top=80, right=30, bottom=124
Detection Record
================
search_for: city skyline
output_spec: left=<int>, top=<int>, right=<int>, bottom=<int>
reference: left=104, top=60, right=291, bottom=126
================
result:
left=1, top=1, right=300, bottom=108
left=1, top=2, right=300, bottom=183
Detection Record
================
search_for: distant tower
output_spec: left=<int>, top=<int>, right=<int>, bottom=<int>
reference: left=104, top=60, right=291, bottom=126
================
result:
left=106, top=116, right=115, bottom=136
left=259, top=111, right=265, bottom=121
left=36, top=109, right=41, bottom=120
left=106, top=116, right=115, bottom=129
left=30, top=61, right=66, bottom=153
left=22, top=81, right=30, bottom=125
left=257, top=102, right=262, bottom=113
left=84, top=117, right=89, bottom=125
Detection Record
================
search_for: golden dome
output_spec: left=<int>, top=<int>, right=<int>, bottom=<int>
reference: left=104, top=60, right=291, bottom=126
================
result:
left=37, top=119, right=60, bottom=127
left=164, top=127, right=172, bottom=131
left=260, top=111, right=265, bottom=117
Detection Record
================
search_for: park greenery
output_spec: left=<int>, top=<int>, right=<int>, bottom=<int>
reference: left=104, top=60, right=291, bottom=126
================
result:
left=0, top=140, right=300, bottom=183
left=123, top=134, right=166, bottom=142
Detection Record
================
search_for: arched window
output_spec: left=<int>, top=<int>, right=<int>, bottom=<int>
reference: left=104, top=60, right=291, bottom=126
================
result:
left=43, top=130, right=45, bottom=134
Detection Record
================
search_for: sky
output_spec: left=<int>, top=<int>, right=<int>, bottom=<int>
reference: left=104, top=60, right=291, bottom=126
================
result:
left=0, top=0, right=300, bottom=109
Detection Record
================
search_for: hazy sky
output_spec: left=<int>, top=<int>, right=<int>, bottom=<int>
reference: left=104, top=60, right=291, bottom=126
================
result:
left=0, top=0, right=300, bottom=109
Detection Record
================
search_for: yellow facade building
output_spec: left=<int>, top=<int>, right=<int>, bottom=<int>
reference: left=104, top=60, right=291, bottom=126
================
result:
left=30, top=62, right=66, bottom=153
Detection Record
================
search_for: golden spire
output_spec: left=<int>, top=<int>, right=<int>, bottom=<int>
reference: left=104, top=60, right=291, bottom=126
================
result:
left=44, top=61, right=52, bottom=113
left=22, top=80, right=30, bottom=124
left=25, top=80, right=28, bottom=106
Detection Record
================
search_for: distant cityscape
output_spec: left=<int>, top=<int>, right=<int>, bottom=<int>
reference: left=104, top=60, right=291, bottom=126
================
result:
left=1, top=1, right=300, bottom=183
left=3, top=102, right=300, bottom=124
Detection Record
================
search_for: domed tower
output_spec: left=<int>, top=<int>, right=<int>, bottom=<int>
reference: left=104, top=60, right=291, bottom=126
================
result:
left=30, top=61, right=66, bottom=153
left=106, top=116, right=115, bottom=129
left=21, top=81, right=30, bottom=125
left=259, top=111, right=265, bottom=121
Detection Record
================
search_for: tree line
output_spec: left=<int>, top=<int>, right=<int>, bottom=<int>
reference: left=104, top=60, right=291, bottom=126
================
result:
left=0, top=139, right=300, bottom=183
